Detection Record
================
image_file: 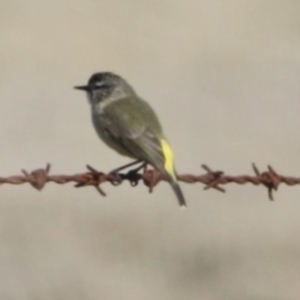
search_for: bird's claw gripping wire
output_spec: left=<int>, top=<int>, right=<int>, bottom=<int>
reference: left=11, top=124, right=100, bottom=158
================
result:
left=108, top=171, right=123, bottom=186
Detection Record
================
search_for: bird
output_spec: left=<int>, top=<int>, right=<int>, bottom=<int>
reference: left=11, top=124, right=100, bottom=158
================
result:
left=74, top=72, right=186, bottom=207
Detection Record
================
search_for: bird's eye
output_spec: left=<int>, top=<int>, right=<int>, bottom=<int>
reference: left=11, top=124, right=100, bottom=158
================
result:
left=95, top=82, right=104, bottom=87
left=94, top=82, right=110, bottom=89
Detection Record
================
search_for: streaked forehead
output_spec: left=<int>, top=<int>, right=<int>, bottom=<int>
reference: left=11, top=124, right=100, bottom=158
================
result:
left=88, top=72, right=120, bottom=85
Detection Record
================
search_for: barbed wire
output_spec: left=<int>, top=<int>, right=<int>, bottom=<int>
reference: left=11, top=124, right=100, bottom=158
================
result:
left=0, top=163, right=299, bottom=200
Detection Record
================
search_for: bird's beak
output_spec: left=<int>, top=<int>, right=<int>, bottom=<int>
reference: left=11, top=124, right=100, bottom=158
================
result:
left=74, top=85, right=90, bottom=91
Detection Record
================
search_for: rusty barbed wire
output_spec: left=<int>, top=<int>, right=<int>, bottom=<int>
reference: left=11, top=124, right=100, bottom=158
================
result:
left=0, top=163, right=300, bottom=200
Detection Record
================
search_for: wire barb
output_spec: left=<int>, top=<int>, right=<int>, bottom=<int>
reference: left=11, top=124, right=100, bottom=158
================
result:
left=0, top=163, right=299, bottom=200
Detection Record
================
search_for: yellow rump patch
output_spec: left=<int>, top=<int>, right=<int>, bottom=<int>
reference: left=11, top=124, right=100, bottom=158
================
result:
left=160, top=139, right=176, bottom=181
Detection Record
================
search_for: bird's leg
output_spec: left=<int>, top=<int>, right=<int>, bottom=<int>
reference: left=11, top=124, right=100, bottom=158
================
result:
left=109, top=159, right=143, bottom=185
left=109, top=159, right=143, bottom=174
left=127, top=162, right=147, bottom=175
left=125, top=162, right=147, bottom=187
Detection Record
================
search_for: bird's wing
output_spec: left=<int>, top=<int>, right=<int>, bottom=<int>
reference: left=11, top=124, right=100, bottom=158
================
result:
left=101, top=101, right=168, bottom=175
left=123, top=127, right=166, bottom=171
left=107, top=118, right=166, bottom=172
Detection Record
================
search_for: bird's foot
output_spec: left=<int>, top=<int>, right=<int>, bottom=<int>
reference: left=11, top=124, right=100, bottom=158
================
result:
left=108, top=170, right=123, bottom=186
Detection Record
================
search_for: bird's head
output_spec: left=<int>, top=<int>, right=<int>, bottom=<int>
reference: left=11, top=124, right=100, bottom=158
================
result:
left=74, top=72, right=132, bottom=105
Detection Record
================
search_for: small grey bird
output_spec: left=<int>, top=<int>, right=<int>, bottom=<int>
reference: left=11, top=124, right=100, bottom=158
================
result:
left=74, top=72, right=186, bottom=207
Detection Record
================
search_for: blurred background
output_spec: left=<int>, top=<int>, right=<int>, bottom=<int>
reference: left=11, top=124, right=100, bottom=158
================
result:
left=1, top=0, right=300, bottom=299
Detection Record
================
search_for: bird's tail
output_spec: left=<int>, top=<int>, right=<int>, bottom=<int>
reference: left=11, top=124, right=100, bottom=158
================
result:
left=170, top=180, right=186, bottom=207
left=159, top=138, right=186, bottom=207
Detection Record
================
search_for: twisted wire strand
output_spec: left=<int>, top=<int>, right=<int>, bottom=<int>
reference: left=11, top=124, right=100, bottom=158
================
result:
left=0, top=163, right=299, bottom=200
